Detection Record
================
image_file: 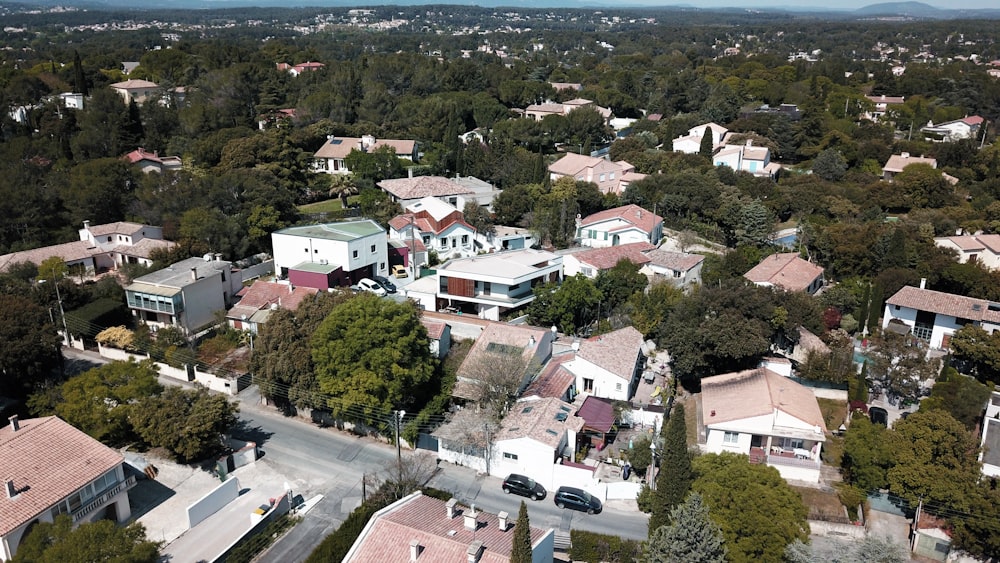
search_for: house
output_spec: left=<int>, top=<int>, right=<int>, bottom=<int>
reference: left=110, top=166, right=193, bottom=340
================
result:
left=490, top=397, right=587, bottom=488
left=483, top=226, right=536, bottom=252
left=376, top=176, right=476, bottom=209
left=882, top=282, right=1000, bottom=350
left=110, top=79, right=159, bottom=105
left=882, top=152, right=937, bottom=181
left=910, top=511, right=954, bottom=562
left=525, top=98, right=612, bottom=122
left=0, top=416, right=137, bottom=561
left=58, top=92, right=84, bottom=110
left=271, top=220, right=389, bottom=290
left=225, top=281, right=318, bottom=334
left=343, top=491, right=554, bottom=563
left=565, top=326, right=645, bottom=402
left=277, top=61, right=325, bottom=76
left=548, top=153, right=644, bottom=196
left=864, top=94, right=905, bottom=121
left=415, top=249, right=563, bottom=320
left=421, top=318, right=451, bottom=359
left=934, top=233, right=1000, bottom=270
left=312, top=135, right=417, bottom=174
left=388, top=197, right=478, bottom=261
left=576, top=204, right=663, bottom=249
left=671, top=122, right=729, bottom=154
left=639, top=248, right=705, bottom=288
left=977, top=391, right=1000, bottom=478
left=121, top=61, right=140, bottom=74
left=257, top=108, right=297, bottom=130
left=920, top=116, right=984, bottom=142
left=549, top=82, right=582, bottom=92
left=701, top=367, right=827, bottom=483
left=744, top=252, right=825, bottom=294
left=713, top=140, right=781, bottom=178
left=451, top=175, right=503, bottom=210
left=125, top=255, right=240, bottom=335
left=452, top=322, right=554, bottom=403
left=562, top=242, right=656, bottom=278
left=123, top=147, right=182, bottom=174
left=0, top=221, right=173, bottom=276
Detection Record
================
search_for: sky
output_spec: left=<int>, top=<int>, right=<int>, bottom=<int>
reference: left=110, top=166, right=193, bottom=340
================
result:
left=658, top=0, right=997, bottom=8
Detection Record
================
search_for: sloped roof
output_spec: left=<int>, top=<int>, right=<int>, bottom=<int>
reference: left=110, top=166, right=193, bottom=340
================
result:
left=936, top=234, right=1000, bottom=254
left=226, top=281, right=318, bottom=321
left=572, top=242, right=655, bottom=271
left=112, top=238, right=176, bottom=260
left=576, top=326, right=644, bottom=382
left=314, top=136, right=416, bottom=159
left=577, top=395, right=615, bottom=434
left=886, top=285, right=1000, bottom=324
left=579, top=204, right=662, bottom=235
left=0, top=417, right=124, bottom=536
left=110, top=79, right=158, bottom=90
left=421, top=318, right=446, bottom=340
left=547, top=152, right=606, bottom=176
left=85, top=221, right=147, bottom=237
left=642, top=248, right=705, bottom=272
left=0, top=240, right=99, bottom=272
left=377, top=176, right=473, bottom=200
left=494, top=397, right=585, bottom=449
left=883, top=154, right=937, bottom=173
left=524, top=353, right=576, bottom=399
left=744, top=253, right=824, bottom=292
left=701, top=368, right=827, bottom=431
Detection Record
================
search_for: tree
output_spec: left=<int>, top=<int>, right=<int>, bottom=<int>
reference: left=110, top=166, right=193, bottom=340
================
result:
left=841, top=416, right=892, bottom=491
left=527, top=275, right=602, bottom=335
left=627, top=434, right=653, bottom=478
left=650, top=403, right=691, bottom=534
left=12, top=515, right=159, bottom=563
left=132, top=386, right=239, bottom=463
left=344, top=145, right=404, bottom=182
left=867, top=331, right=939, bottom=403
left=645, top=492, right=726, bottom=563
left=920, top=366, right=991, bottom=430
left=784, top=534, right=906, bottom=563
left=511, top=501, right=532, bottom=563
left=357, top=187, right=403, bottom=228
left=463, top=200, right=495, bottom=236
left=0, top=294, right=62, bottom=400
left=699, top=130, right=714, bottom=158
left=311, top=295, right=435, bottom=423
left=595, top=259, right=648, bottom=312
left=458, top=344, right=535, bottom=423
left=692, top=453, right=809, bottom=563
left=328, top=174, right=359, bottom=208
left=949, top=325, right=1000, bottom=382
left=812, top=148, right=848, bottom=182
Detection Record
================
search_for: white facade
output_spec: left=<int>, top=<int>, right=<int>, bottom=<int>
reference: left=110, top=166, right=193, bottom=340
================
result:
left=704, top=412, right=825, bottom=483
left=271, top=221, right=388, bottom=280
left=934, top=235, right=1000, bottom=271
left=435, top=249, right=563, bottom=320
left=126, top=256, right=240, bottom=335
left=640, top=260, right=703, bottom=287
left=567, top=358, right=631, bottom=402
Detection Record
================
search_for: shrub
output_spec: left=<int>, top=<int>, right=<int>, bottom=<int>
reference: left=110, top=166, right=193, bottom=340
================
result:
left=568, top=530, right=643, bottom=563
left=96, top=326, right=135, bottom=350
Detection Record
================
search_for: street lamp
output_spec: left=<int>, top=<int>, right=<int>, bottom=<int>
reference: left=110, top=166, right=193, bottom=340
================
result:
left=648, top=442, right=657, bottom=490
left=393, top=409, right=406, bottom=464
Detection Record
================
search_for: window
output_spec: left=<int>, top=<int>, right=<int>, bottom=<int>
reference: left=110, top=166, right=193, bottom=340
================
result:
left=305, top=248, right=309, bottom=253
left=483, top=282, right=491, bottom=296
left=380, top=262, right=386, bottom=271
left=315, top=249, right=319, bottom=253
left=422, top=236, right=430, bottom=245
left=439, top=237, right=447, bottom=247
left=353, top=250, right=358, bottom=259
left=370, top=244, right=376, bottom=253
left=583, top=378, right=594, bottom=392
left=609, top=172, right=615, bottom=180
left=503, top=452, right=518, bottom=461
left=461, top=235, right=468, bottom=244
left=599, top=173, right=606, bottom=182
left=581, top=267, right=593, bottom=277
left=107, top=236, right=112, bottom=242
left=894, top=305, right=900, bottom=310
left=723, top=431, right=739, bottom=444
left=615, top=382, right=622, bottom=391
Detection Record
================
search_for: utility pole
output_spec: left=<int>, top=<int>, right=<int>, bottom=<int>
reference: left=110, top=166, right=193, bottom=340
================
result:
left=54, top=274, right=69, bottom=346
left=483, top=423, right=492, bottom=476
left=394, top=410, right=406, bottom=464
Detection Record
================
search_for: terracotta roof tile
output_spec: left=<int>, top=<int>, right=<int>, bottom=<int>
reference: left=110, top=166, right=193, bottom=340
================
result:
left=579, top=204, right=662, bottom=236
left=0, top=241, right=99, bottom=272
left=314, top=137, right=415, bottom=160
left=377, top=176, right=472, bottom=200
left=421, top=319, right=446, bottom=340
left=886, top=285, right=1000, bottom=323
left=883, top=154, right=937, bottom=173
left=641, top=248, right=704, bottom=271
left=524, top=353, right=575, bottom=399
left=0, top=417, right=124, bottom=536
left=225, top=281, right=318, bottom=321
left=576, top=326, right=644, bottom=382
left=572, top=242, right=655, bottom=271
left=701, top=368, right=827, bottom=431
left=494, top=397, right=585, bottom=448
left=86, top=221, right=147, bottom=236
left=112, top=238, right=176, bottom=260
left=744, top=253, right=824, bottom=292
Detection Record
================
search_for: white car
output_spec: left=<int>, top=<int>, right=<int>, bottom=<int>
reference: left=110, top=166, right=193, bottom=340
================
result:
left=355, top=278, right=387, bottom=296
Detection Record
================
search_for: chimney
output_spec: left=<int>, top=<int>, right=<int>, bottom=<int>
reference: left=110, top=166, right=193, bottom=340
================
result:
left=498, top=511, right=509, bottom=531
left=410, top=539, right=422, bottom=561
left=191, top=267, right=198, bottom=282
left=463, top=505, right=478, bottom=531
left=446, top=498, right=458, bottom=519
left=289, top=284, right=294, bottom=294
left=8, top=415, right=19, bottom=431
left=745, top=139, right=753, bottom=147
left=327, top=134, right=335, bottom=142
left=529, top=335, right=536, bottom=347
left=408, top=167, right=415, bottom=179
left=920, top=278, right=927, bottom=289
left=83, top=220, right=90, bottom=230
left=466, top=540, right=484, bottom=563
left=5, top=480, right=15, bottom=499
left=214, top=253, right=222, bottom=261
left=901, top=152, right=910, bottom=159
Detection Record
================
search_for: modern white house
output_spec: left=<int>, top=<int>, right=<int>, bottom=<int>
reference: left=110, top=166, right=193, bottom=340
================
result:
left=565, top=326, right=645, bottom=402
left=882, top=283, right=1000, bottom=350
left=0, top=416, right=137, bottom=561
left=671, top=122, right=729, bottom=154
left=701, top=368, right=827, bottom=483
left=744, top=252, right=825, bottom=294
left=934, top=233, right=1000, bottom=270
left=547, top=154, right=644, bottom=196
left=978, top=391, right=1000, bottom=479
left=388, top=197, right=478, bottom=261
left=312, top=135, right=417, bottom=174
left=125, top=255, right=240, bottom=335
left=343, top=492, right=554, bottom=563
left=577, top=204, right=663, bottom=249
left=271, top=220, right=388, bottom=290
left=713, top=140, right=781, bottom=178
left=411, top=249, right=563, bottom=320
left=525, top=98, right=612, bottom=122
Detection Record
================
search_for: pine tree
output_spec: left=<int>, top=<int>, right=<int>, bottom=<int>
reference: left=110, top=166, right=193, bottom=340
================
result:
left=511, top=501, right=532, bottom=563
left=73, top=50, right=88, bottom=96
left=699, top=129, right=714, bottom=158
left=649, top=403, right=691, bottom=535
left=645, top=492, right=726, bottom=563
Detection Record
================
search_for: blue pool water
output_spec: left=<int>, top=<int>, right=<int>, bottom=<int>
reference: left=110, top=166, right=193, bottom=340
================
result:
left=774, top=233, right=797, bottom=247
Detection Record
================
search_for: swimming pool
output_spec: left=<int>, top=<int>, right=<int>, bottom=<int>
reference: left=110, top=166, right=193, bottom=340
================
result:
left=773, top=233, right=797, bottom=248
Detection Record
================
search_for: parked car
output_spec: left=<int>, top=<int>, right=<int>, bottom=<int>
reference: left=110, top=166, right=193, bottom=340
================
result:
left=373, top=275, right=397, bottom=294
left=391, top=264, right=409, bottom=278
left=355, top=278, right=386, bottom=296
left=553, top=486, right=602, bottom=514
left=502, top=474, right=546, bottom=500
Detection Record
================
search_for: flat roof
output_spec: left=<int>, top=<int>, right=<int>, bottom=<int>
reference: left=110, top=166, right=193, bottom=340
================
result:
left=126, top=281, right=181, bottom=297
left=291, top=261, right=341, bottom=274
left=131, top=256, right=230, bottom=289
left=275, top=220, right=384, bottom=242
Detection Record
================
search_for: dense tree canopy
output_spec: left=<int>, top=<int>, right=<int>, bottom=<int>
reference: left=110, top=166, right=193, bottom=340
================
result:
left=13, top=515, right=160, bottom=563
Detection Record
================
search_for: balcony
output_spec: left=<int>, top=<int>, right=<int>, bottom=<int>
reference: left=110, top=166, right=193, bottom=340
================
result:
left=127, top=294, right=178, bottom=314
left=72, top=475, right=136, bottom=523
left=749, top=447, right=820, bottom=469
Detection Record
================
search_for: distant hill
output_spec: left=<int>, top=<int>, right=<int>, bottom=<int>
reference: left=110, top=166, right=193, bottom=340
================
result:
left=854, top=1, right=943, bottom=17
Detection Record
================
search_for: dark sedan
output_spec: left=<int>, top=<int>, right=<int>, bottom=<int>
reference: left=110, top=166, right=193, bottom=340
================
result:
left=553, top=486, right=602, bottom=514
left=502, top=474, right=546, bottom=500
left=373, top=275, right=397, bottom=294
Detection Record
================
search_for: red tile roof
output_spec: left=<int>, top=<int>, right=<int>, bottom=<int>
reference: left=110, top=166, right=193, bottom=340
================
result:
left=576, top=326, right=644, bottom=382
left=572, top=242, right=655, bottom=271
left=421, top=318, right=446, bottom=340
left=377, top=176, right=472, bottom=200
left=524, top=353, right=575, bottom=399
left=886, top=285, right=1000, bottom=324
left=701, top=368, right=827, bottom=431
left=494, top=397, right=585, bottom=448
left=0, top=417, right=124, bottom=536
left=642, top=248, right=705, bottom=271
left=348, top=492, right=550, bottom=563
left=226, top=281, right=318, bottom=321
left=0, top=240, right=99, bottom=272
left=579, top=205, right=662, bottom=236
left=743, top=252, right=824, bottom=292
left=85, top=221, right=146, bottom=236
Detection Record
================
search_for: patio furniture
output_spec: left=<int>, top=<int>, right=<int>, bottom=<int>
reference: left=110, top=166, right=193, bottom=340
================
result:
left=794, top=448, right=811, bottom=459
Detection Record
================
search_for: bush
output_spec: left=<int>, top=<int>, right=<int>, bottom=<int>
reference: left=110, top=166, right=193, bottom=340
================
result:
left=568, top=530, right=643, bottom=563
left=636, top=483, right=654, bottom=513
left=96, top=326, right=135, bottom=350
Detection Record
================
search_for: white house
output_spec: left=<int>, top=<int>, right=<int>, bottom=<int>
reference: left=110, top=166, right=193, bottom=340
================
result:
left=562, top=242, right=656, bottom=278
left=343, top=492, right=554, bottom=563
left=123, top=147, right=182, bottom=174
left=920, top=116, right=984, bottom=142
left=864, top=94, right=905, bottom=122
left=882, top=153, right=937, bottom=182
left=271, top=220, right=388, bottom=290
left=565, top=326, right=645, bottom=402
left=420, top=318, right=451, bottom=359
left=490, top=397, right=586, bottom=489
left=110, top=79, right=159, bottom=105
left=483, top=225, right=536, bottom=252
left=125, top=255, right=241, bottom=335
left=713, top=140, right=781, bottom=178
left=0, top=416, right=136, bottom=561
left=701, top=368, right=827, bottom=483
left=744, top=252, right=825, bottom=294
left=430, top=249, right=563, bottom=321
left=577, top=204, right=663, bottom=249
left=978, top=391, right=1000, bottom=478
left=376, top=176, right=477, bottom=209
left=388, top=197, right=478, bottom=261
left=312, top=135, right=417, bottom=175
left=525, top=98, right=612, bottom=122
left=934, top=233, right=1000, bottom=270
left=883, top=283, right=1000, bottom=350
left=548, top=153, right=644, bottom=196
left=640, top=248, right=705, bottom=288
left=671, top=122, right=729, bottom=154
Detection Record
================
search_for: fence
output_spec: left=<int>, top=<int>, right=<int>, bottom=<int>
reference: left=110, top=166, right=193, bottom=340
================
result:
left=96, top=344, right=248, bottom=395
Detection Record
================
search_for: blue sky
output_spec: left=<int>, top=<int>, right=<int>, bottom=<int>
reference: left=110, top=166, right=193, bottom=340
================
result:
left=662, top=0, right=996, bottom=7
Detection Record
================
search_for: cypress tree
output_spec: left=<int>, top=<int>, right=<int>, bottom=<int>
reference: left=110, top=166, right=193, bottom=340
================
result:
left=699, top=129, right=714, bottom=158
left=649, top=403, right=692, bottom=535
left=645, top=492, right=726, bottom=563
left=511, top=500, right=532, bottom=563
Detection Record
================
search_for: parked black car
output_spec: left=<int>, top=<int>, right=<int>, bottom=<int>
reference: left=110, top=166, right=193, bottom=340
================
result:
left=502, top=474, right=546, bottom=500
left=553, top=486, right=602, bottom=514
left=373, top=275, right=397, bottom=294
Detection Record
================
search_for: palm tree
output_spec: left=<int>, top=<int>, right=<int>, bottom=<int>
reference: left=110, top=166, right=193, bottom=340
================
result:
left=329, top=174, right=359, bottom=208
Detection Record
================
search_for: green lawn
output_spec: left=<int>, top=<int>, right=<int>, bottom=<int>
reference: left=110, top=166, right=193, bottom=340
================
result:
left=297, top=196, right=357, bottom=214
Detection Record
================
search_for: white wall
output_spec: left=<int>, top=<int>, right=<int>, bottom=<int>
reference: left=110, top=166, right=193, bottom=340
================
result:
left=704, top=428, right=753, bottom=455
left=179, top=273, right=229, bottom=334
left=569, top=360, right=629, bottom=402
left=187, top=477, right=241, bottom=528
left=492, top=437, right=556, bottom=486
left=882, top=303, right=964, bottom=349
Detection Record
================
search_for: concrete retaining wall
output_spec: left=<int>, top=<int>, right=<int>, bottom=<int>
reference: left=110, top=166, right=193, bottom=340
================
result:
left=812, top=388, right=849, bottom=401
left=605, top=481, right=642, bottom=501
left=98, top=344, right=245, bottom=394
left=808, top=519, right=866, bottom=539
left=187, top=477, right=241, bottom=529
